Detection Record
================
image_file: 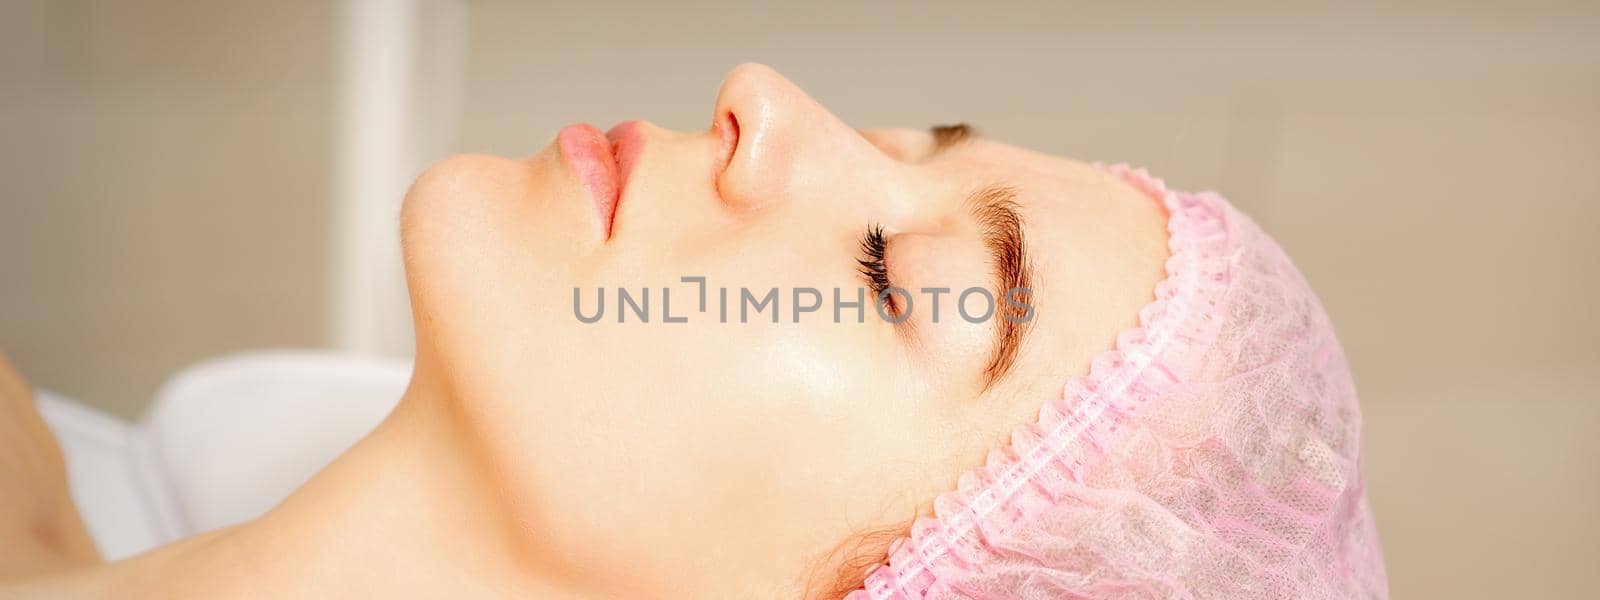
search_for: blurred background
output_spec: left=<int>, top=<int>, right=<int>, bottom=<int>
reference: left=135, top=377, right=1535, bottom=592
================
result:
left=2, top=0, right=1596, bottom=596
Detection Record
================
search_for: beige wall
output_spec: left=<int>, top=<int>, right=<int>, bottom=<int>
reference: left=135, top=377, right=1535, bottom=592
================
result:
left=3, top=1, right=1597, bottom=596
left=1, top=0, right=336, bottom=417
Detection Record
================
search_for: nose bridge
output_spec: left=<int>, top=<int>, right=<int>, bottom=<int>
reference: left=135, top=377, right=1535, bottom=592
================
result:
left=711, top=64, right=882, bottom=212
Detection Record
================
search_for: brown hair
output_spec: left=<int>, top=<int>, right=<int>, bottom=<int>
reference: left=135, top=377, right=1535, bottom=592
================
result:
left=802, top=516, right=918, bottom=599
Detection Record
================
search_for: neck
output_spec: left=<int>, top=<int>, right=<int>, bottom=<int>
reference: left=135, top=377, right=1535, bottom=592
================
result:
left=88, top=377, right=591, bottom=599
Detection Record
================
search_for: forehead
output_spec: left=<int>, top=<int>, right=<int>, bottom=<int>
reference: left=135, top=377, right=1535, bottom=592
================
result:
left=907, top=130, right=1171, bottom=399
left=916, top=133, right=1138, bottom=287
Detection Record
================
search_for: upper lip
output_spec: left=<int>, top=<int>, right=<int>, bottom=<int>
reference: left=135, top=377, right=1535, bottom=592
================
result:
left=605, top=120, right=646, bottom=217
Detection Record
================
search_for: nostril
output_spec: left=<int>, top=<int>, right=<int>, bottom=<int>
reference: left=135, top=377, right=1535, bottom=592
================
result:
left=714, top=110, right=740, bottom=174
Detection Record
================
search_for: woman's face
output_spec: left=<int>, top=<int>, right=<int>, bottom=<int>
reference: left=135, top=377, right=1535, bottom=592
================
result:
left=400, top=64, right=1167, bottom=594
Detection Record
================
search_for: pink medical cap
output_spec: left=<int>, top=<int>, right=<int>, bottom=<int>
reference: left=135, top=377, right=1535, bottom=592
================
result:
left=850, top=165, right=1388, bottom=599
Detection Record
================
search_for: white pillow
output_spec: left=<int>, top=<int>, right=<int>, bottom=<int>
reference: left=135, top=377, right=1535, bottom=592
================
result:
left=39, top=350, right=409, bottom=559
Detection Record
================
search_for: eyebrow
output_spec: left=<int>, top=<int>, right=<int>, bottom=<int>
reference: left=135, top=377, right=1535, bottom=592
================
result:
left=965, top=185, right=1033, bottom=389
left=923, top=124, right=1032, bottom=387
left=929, top=124, right=974, bottom=154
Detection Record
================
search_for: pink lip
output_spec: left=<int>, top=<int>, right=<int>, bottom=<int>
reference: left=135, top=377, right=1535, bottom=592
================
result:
left=557, top=123, right=621, bottom=238
left=604, top=120, right=645, bottom=200
left=556, top=121, right=646, bottom=239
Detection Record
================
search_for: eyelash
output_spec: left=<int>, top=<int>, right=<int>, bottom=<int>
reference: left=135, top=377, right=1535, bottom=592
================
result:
left=856, top=224, right=897, bottom=313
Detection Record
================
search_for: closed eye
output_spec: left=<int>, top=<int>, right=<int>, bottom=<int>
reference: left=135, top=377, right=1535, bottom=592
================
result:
left=856, top=223, right=899, bottom=315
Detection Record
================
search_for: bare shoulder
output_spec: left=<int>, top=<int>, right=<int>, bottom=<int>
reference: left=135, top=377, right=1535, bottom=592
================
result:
left=0, top=353, right=100, bottom=581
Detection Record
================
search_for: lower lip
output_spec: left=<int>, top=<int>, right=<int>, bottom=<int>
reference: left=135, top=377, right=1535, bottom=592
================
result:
left=557, top=123, right=620, bottom=237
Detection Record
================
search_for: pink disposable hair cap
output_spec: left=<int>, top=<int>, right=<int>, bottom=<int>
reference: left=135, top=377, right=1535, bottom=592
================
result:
left=850, top=165, right=1388, bottom=599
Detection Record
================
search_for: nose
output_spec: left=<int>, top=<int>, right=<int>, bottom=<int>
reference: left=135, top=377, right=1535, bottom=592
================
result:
left=711, top=63, right=887, bottom=211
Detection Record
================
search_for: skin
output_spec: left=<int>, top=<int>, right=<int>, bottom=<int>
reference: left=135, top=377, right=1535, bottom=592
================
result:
left=0, top=354, right=101, bottom=581
left=0, top=64, right=1167, bottom=598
